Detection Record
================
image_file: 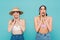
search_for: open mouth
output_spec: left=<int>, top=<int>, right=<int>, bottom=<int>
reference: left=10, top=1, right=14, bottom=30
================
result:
left=42, top=12, right=45, bottom=17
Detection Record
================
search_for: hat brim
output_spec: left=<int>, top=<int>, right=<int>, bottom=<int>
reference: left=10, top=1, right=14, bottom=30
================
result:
left=9, top=11, right=23, bottom=15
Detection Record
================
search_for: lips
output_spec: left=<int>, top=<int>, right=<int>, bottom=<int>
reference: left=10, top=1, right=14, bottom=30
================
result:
left=42, top=12, right=45, bottom=17
left=42, top=12, right=45, bottom=14
left=42, top=13, right=45, bottom=15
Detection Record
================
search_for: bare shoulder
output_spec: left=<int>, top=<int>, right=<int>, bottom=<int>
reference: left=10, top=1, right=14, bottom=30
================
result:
left=20, top=19, right=25, bottom=22
left=8, top=20, right=12, bottom=23
left=47, top=16, right=52, bottom=20
left=8, top=20, right=13, bottom=25
left=34, top=16, right=39, bottom=20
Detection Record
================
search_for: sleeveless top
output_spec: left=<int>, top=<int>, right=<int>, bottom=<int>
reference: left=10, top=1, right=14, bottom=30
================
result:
left=12, top=21, right=22, bottom=34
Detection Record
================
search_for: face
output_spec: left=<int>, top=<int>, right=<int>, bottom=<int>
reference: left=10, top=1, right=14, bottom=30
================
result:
left=12, top=12, right=20, bottom=19
left=40, top=6, right=46, bottom=17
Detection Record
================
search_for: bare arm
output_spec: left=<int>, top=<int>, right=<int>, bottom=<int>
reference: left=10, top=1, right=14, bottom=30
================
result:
left=34, top=17, right=42, bottom=32
left=8, top=20, right=15, bottom=32
left=21, top=19, right=25, bottom=32
left=45, top=17, right=52, bottom=32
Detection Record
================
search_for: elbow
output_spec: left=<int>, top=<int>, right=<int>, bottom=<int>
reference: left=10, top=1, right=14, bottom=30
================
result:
left=23, top=27, right=25, bottom=32
left=49, top=29, right=52, bottom=32
left=48, top=26, right=52, bottom=32
left=23, top=29, right=25, bottom=32
left=35, top=28, right=38, bottom=32
left=35, top=26, right=38, bottom=32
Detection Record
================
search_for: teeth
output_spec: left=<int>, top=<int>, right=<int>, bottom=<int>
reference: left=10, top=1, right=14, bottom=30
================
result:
left=42, top=14, right=44, bottom=15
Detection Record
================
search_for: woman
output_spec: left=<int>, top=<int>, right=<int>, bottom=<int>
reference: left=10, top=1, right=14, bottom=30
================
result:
left=8, top=8, right=25, bottom=40
left=34, top=5, right=52, bottom=40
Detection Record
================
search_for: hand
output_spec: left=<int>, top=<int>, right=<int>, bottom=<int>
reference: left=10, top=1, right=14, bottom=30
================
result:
left=15, top=19, right=22, bottom=25
left=43, top=18, right=49, bottom=26
left=37, top=19, right=42, bottom=27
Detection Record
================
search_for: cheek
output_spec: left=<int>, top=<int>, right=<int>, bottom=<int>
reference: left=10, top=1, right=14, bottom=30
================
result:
left=44, top=10, right=46, bottom=12
left=40, top=10, right=43, bottom=14
left=17, top=14, right=19, bottom=16
left=12, top=14, right=15, bottom=16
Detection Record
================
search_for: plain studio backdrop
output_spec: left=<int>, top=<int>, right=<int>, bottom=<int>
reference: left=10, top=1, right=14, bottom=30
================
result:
left=0, top=0, right=60, bottom=40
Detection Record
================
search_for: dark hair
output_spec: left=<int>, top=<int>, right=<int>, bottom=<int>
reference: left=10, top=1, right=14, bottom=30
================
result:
left=39, top=5, right=47, bottom=16
left=12, top=19, right=14, bottom=22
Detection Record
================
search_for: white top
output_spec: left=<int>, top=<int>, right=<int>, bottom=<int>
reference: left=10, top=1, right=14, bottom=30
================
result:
left=13, top=25, right=21, bottom=31
left=12, top=22, right=22, bottom=33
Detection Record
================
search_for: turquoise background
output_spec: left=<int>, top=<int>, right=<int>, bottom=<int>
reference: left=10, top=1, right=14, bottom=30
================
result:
left=0, top=0, right=60, bottom=40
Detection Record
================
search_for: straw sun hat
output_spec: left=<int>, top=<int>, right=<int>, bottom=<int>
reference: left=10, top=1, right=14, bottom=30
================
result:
left=9, top=8, right=23, bottom=15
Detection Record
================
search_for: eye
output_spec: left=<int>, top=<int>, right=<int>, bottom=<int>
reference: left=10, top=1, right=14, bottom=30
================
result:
left=40, top=8, right=42, bottom=10
left=12, top=11, right=15, bottom=13
left=16, top=11, right=20, bottom=13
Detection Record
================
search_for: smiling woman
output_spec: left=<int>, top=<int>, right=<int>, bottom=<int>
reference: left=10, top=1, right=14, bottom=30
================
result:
left=8, top=8, right=25, bottom=40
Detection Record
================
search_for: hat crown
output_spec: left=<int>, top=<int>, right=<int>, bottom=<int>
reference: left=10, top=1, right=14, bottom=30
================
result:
left=12, top=8, right=20, bottom=11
